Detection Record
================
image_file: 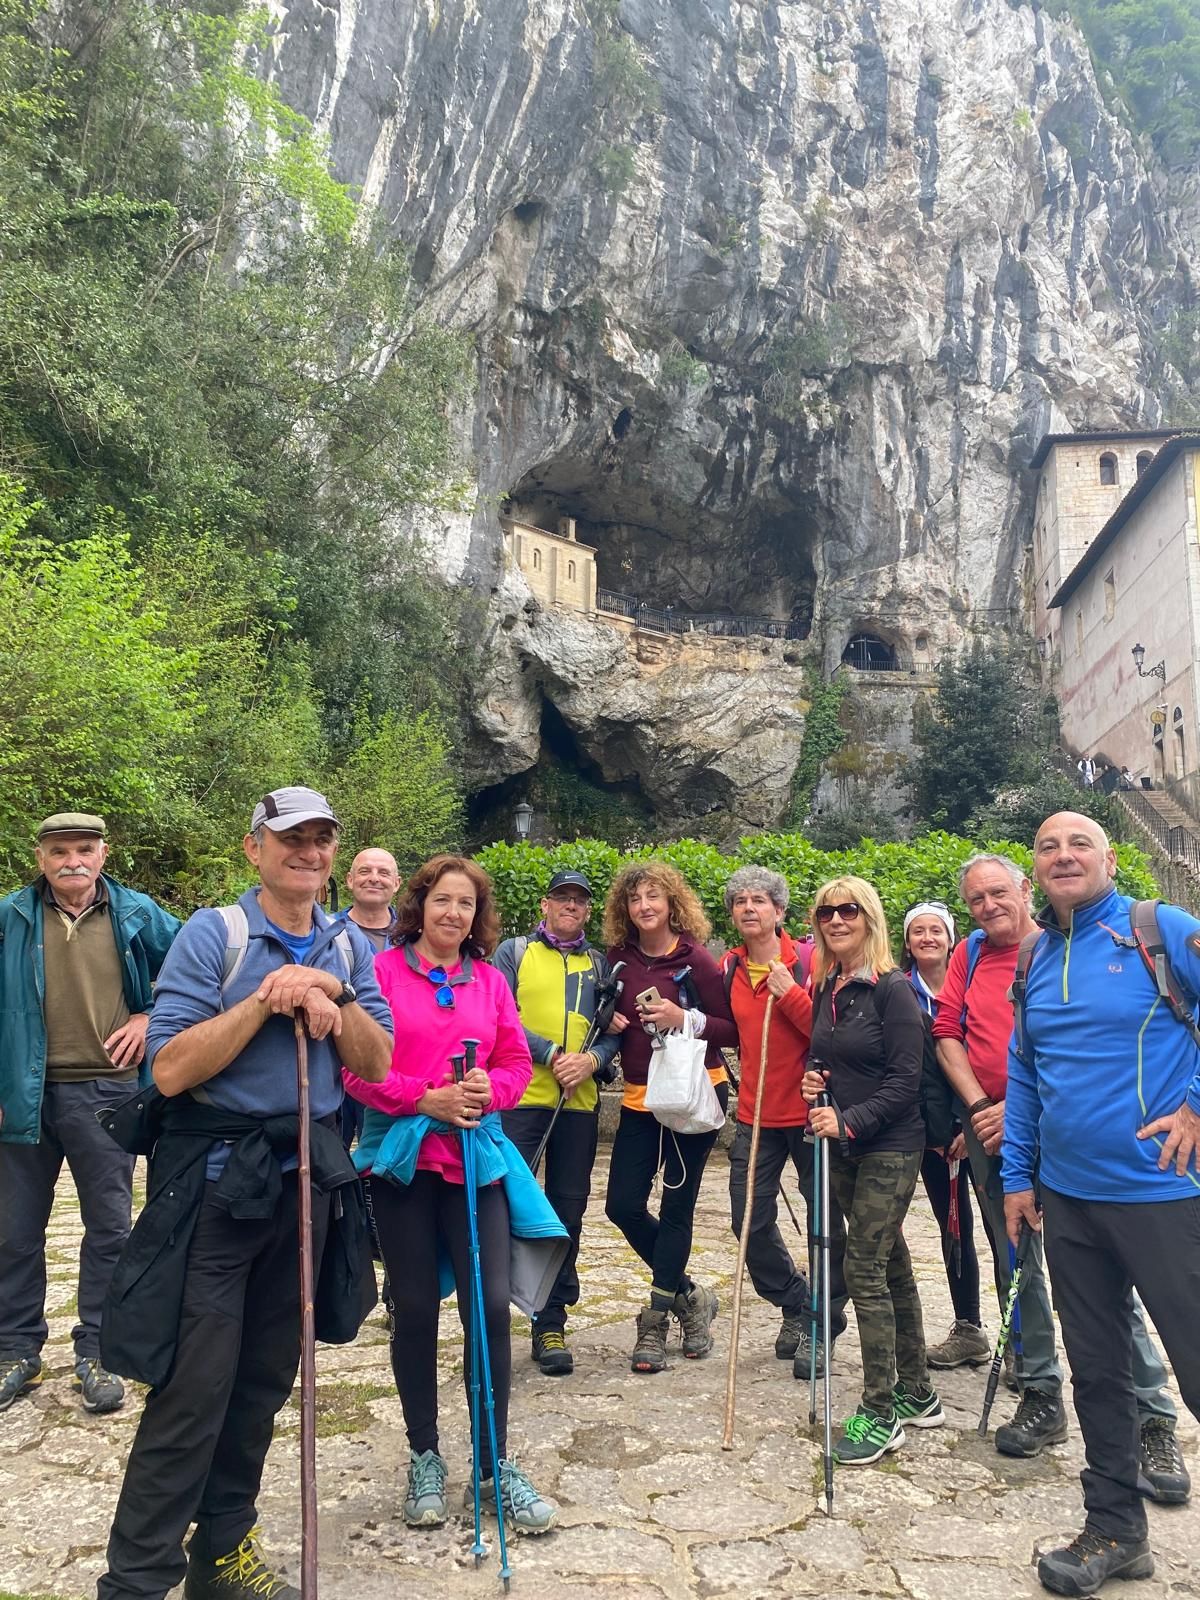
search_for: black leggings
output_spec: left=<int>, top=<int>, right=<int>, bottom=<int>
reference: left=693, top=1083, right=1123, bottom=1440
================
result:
left=919, top=1148, right=991, bottom=1326
left=604, top=1088, right=728, bottom=1304
left=368, top=1170, right=511, bottom=1475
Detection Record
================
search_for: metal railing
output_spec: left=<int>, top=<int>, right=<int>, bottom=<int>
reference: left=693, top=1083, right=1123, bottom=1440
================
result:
left=595, top=588, right=795, bottom=638
left=1116, top=789, right=1200, bottom=875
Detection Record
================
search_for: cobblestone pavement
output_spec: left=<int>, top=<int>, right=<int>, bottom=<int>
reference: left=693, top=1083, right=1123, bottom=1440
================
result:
left=2, top=1148, right=1196, bottom=1600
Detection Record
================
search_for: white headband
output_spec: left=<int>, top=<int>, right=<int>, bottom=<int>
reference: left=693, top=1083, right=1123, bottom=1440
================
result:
left=903, top=902, right=957, bottom=943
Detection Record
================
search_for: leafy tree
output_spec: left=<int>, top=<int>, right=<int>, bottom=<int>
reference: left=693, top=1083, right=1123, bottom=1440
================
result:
left=326, top=708, right=463, bottom=875
left=910, top=640, right=1053, bottom=831
left=965, top=771, right=1126, bottom=847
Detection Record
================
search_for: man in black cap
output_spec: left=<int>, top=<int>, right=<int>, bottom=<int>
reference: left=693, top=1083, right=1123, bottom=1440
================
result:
left=97, top=786, right=393, bottom=1600
left=493, top=871, right=621, bottom=1374
left=0, top=813, right=180, bottom=1416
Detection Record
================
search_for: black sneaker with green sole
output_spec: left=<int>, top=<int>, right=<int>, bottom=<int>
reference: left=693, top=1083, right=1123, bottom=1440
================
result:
left=531, top=1326, right=574, bottom=1376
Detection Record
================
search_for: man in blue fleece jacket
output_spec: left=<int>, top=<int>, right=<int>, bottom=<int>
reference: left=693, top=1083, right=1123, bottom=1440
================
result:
left=1003, top=812, right=1200, bottom=1599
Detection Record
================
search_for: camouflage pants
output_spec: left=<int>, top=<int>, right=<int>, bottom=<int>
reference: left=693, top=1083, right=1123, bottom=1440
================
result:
left=827, top=1145, right=929, bottom=1415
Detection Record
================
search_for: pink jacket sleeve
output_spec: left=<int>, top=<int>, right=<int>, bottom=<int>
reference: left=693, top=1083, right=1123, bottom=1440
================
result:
left=342, top=958, right=440, bottom=1116
left=482, top=972, right=533, bottom=1112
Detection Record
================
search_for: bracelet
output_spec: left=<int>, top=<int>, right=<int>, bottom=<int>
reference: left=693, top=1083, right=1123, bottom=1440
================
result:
left=967, top=1096, right=993, bottom=1116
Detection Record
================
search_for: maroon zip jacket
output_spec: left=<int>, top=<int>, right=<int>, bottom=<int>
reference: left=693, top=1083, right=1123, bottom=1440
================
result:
left=608, top=933, right=737, bottom=1110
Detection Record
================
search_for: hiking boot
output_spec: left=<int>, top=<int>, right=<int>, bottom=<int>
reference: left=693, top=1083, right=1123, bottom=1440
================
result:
left=995, top=1388, right=1069, bottom=1458
left=672, top=1284, right=718, bottom=1359
left=1137, top=1416, right=1191, bottom=1505
left=74, top=1358, right=124, bottom=1414
left=0, top=1355, right=42, bottom=1413
left=183, top=1526, right=298, bottom=1600
left=1036, top=1529, right=1153, bottom=1597
left=775, top=1311, right=806, bottom=1360
left=631, top=1307, right=669, bottom=1373
left=476, top=1459, right=557, bottom=1535
left=892, top=1381, right=946, bottom=1429
left=926, top=1319, right=991, bottom=1370
left=833, top=1406, right=905, bottom=1466
left=403, top=1447, right=448, bottom=1526
left=531, top=1327, right=574, bottom=1377
left=792, top=1327, right=833, bottom=1381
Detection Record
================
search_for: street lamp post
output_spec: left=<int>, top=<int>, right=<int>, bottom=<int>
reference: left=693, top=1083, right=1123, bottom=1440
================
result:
left=1131, top=642, right=1166, bottom=682
left=513, top=801, right=534, bottom=841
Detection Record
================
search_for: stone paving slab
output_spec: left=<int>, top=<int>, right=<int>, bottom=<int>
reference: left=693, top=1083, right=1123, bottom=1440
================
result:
left=2, top=1150, right=1196, bottom=1600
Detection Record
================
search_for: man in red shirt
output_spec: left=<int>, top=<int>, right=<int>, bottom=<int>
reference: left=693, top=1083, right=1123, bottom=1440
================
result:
left=934, top=853, right=1181, bottom=1490
left=722, top=867, right=847, bottom=1378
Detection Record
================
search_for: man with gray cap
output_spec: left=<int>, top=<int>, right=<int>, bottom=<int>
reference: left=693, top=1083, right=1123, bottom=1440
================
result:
left=97, top=786, right=393, bottom=1600
left=0, top=812, right=180, bottom=1416
left=494, top=869, right=621, bottom=1375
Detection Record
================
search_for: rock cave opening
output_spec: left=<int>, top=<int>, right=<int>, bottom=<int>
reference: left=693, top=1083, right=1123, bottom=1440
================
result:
left=504, top=466, right=818, bottom=634
left=467, top=695, right=653, bottom=847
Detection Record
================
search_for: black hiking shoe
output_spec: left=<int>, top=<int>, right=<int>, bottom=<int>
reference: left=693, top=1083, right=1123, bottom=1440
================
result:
left=183, top=1526, right=298, bottom=1600
left=74, top=1358, right=124, bottom=1414
left=995, top=1388, right=1068, bottom=1458
left=1037, top=1529, right=1153, bottom=1597
left=792, top=1328, right=834, bottom=1381
left=672, top=1284, right=718, bottom=1359
left=775, top=1311, right=806, bottom=1360
left=1137, top=1416, right=1191, bottom=1505
left=531, top=1327, right=574, bottom=1377
left=0, top=1355, right=42, bottom=1413
left=630, top=1308, right=669, bottom=1373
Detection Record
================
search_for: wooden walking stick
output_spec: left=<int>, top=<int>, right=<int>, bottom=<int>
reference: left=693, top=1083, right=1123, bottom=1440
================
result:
left=294, top=1016, right=318, bottom=1600
left=721, top=993, right=775, bottom=1450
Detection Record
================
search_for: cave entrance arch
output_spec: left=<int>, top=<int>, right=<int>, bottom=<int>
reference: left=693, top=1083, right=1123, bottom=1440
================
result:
left=842, top=633, right=898, bottom=671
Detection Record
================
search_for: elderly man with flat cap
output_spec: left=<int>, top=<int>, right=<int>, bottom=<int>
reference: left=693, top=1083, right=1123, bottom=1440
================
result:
left=0, top=813, right=181, bottom=1416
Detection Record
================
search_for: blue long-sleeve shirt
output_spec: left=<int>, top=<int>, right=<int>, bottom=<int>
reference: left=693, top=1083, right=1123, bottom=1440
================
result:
left=1002, top=887, right=1200, bottom=1203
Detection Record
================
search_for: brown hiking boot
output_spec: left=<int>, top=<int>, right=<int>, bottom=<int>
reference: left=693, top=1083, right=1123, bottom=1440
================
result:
left=926, top=1319, right=991, bottom=1370
left=630, top=1307, right=669, bottom=1373
left=672, top=1284, right=718, bottom=1359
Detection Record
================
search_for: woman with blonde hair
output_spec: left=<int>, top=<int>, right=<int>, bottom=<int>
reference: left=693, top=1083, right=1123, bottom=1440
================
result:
left=802, top=875, right=942, bottom=1465
left=601, top=861, right=737, bottom=1374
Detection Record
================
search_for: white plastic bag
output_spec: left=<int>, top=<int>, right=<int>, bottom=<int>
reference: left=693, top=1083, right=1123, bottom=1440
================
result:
left=644, top=1014, right=725, bottom=1135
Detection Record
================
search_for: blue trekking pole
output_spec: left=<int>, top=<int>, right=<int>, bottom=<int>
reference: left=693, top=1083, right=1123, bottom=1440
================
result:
left=454, top=1040, right=512, bottom=1590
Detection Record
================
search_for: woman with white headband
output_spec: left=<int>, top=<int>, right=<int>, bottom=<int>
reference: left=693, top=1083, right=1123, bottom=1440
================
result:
left=901, top=901, right=991, bottom=1372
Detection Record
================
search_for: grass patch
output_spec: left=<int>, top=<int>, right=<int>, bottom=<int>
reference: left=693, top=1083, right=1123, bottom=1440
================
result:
left=288, top=1380, right=394, bottom=1438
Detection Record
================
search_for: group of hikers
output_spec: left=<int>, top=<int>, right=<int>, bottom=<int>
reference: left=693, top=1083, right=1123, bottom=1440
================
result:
left=1, top=791, right=1198, bottom=1600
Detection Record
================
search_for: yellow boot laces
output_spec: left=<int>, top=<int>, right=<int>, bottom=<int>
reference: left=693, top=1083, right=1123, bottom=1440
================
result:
left=212, top=1528, right=292, bottom=1597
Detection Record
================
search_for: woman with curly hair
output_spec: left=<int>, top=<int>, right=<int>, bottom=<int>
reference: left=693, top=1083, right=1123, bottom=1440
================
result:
left=601, top=861, right=737, bottom=1374
left=343, top=855, right=557, bottom=1536
left=802, top=875, right=942, bottom=1466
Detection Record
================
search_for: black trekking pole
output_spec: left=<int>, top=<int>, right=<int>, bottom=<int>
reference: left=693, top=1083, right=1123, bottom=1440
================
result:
left=811, top=1088, right=835, bottom=1517
left=978, top=1218, right=1033, bottom=1437
left=530, top=963, right=626, bottom=1175
left=456, top=1040, right=512, bottom=1590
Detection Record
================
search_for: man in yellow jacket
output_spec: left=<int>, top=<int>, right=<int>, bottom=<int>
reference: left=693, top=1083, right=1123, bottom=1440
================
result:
left=494, top=871, right=620, bottom=1375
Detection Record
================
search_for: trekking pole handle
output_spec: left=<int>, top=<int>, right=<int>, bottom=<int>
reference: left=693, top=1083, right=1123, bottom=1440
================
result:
left=462, top=1038, right=480, bottom=1074
left=450, top=1052, right=466, bottom=1084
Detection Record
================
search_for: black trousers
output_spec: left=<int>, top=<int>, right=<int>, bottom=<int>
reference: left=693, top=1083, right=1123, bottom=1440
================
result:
left=0, top=1077, right=135, bottom=1360
left=728, top=1121, right=849, bottom=1334
left=1041, top=1186, right=1200, bottom=1542
left=919, top=1149, right=989, bottom=1326
left=502, top=1105, right=598, bottom=1330
left=99, top=1175, right=330, bottom=1600
left=604, top=1089, right=728, bottom=1301
left=368, top=1169, right=511, bottom=1475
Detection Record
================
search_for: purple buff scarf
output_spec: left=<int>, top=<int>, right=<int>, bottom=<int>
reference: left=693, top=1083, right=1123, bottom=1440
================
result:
left=536, top=919, right=588, bottom=953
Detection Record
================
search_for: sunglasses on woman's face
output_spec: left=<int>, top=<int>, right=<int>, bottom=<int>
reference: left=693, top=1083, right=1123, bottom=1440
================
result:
left=425, top=966, right=455, bottom=1008
left=815, top=902, right=862, bottom=924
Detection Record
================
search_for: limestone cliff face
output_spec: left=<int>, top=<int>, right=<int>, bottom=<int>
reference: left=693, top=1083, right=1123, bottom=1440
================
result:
left=265, top=0, right=1191, bottom=827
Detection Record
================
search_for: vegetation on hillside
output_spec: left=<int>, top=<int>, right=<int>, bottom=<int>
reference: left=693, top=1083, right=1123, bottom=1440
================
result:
left=0, top=0, right=472, bottom=900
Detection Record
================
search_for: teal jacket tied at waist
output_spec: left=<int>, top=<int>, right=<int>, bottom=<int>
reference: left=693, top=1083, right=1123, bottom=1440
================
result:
left=356, top=1108, right=569, bottom=1314
left=0, top=875, right=182, bottom=1144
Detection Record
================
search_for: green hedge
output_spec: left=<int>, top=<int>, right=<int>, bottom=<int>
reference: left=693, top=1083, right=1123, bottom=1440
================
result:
left=477, top=831, right=1160, bottom=948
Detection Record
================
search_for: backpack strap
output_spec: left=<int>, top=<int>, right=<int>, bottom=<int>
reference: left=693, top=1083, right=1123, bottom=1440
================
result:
left=1129, top=900, right=1200, bottom=1050
left=217, top=904, right=353, bottom=998
left=1007, top=929, right=1045, bottom=1065
left=959, top=927, right=988, bottom=1030
left=513, top=934, right=529, bottom=970
left=722, top=953, right=740, bottom=1007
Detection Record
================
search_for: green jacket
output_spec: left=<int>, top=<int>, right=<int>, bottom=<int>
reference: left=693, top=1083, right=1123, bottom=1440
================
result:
left=0, top=875, right=181, bottom=1144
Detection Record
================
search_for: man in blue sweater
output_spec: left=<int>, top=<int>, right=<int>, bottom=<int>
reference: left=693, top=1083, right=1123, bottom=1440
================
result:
left=1004, top=812, right=1200, bottom=1598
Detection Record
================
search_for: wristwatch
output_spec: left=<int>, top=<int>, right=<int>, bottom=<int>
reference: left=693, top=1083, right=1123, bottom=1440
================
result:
left=332, top=980, right=357, bottom=1008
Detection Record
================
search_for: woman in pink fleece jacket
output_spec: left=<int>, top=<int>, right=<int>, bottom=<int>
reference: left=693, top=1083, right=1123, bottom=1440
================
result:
left=342, top=854, right=556, bottom=1536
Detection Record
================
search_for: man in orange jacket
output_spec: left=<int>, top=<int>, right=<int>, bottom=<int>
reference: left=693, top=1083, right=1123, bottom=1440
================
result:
left=722, top=866, right=848, bottom=1377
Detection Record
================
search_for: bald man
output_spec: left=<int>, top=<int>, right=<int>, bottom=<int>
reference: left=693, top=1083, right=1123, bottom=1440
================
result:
left=341, top=849, right=400, bottom=954
left=1004, top=812, right=1200, bottom=1598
